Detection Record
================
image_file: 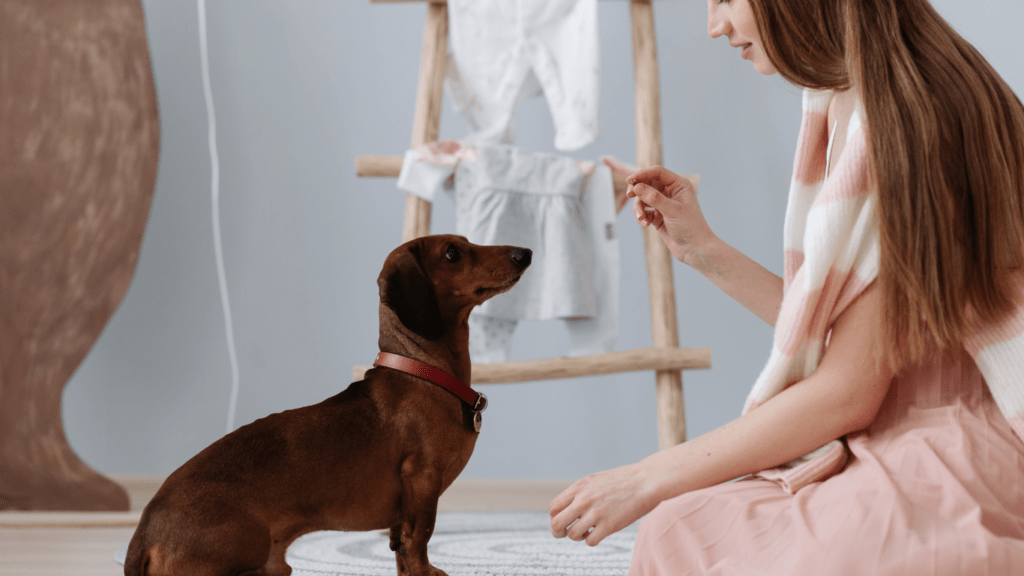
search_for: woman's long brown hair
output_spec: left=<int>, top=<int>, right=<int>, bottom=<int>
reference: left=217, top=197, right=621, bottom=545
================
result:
left=748, top=0, right=1024, bottom=368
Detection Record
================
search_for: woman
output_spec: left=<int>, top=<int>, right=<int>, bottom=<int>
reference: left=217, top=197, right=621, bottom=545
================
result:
left=549, top=0, right=1024, bottom=573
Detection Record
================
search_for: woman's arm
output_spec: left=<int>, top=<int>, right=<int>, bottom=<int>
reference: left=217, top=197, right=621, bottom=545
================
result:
left=549, top=282, right=894, bottom=546
left=622, top=165, right=784, bottom=326
left=680, top=235, right=784, bottom=327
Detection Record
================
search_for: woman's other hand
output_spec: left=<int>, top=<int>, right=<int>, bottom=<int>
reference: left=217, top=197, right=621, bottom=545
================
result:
left=548, top=462, right=660, bottom=547
left=626, top=166, right=715, bottom=265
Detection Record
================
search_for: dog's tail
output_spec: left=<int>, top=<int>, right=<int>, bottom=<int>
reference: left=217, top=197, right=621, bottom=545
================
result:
left=122, top=532, right=147, bottom=576
left=123, top=522, right=163, bottom=576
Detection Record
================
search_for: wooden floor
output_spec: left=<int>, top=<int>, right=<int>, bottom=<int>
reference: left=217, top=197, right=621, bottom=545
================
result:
left=0, top=476, right=571, bottom=576
left=1, top=526, right=138, bottom=576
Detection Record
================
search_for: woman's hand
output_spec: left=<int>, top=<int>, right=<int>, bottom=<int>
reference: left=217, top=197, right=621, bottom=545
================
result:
left=626, top=166, right=716, bottom=265
left=548, top=462, right=661, bottom=547
left=601, top=156, right=639, bottom=214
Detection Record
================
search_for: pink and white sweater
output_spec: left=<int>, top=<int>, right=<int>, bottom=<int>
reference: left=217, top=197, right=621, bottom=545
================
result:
left=747, top=89, right=1024, bottom=493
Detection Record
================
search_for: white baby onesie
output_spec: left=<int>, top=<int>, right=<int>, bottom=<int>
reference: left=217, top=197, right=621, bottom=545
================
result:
left=445, top=0, right=600, bottom=152
left=397, top=141, right=619, bottom=362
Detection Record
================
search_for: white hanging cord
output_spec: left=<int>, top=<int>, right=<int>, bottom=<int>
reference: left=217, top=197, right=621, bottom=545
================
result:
left=197, top=0, right=241, bottom=434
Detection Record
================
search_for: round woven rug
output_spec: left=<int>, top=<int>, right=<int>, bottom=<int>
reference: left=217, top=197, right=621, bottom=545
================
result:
left=287, top=511, right=637, bottom=576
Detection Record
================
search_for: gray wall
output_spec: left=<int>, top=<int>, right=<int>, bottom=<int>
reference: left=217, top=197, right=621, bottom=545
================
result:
left=63, top=0, right=1023, bottom=480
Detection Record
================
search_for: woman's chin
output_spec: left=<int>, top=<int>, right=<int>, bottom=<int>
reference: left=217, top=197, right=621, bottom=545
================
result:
left=751, top=57, right=778, bottom=76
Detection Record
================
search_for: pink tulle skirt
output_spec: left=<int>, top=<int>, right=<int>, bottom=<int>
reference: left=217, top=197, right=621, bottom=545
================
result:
left=630, top=346, right=1024, bottom=575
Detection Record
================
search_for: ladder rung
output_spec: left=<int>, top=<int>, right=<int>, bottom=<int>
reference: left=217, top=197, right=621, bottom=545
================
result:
left=356, top=155, right=705, bottom=195
left=352, top=346, right=710, bottom=385
left=356, top=154, right=403, bottom=178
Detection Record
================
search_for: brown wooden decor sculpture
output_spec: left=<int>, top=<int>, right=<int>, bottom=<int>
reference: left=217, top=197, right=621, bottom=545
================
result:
left=0, top=0, right=159, bottom=510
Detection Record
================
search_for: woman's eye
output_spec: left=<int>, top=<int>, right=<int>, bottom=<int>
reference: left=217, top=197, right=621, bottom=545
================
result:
left=445, top=246, right=462, bottom=262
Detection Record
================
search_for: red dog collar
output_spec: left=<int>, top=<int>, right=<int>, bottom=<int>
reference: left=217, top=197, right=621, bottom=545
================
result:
left=373, top=353, right=488, bottom=423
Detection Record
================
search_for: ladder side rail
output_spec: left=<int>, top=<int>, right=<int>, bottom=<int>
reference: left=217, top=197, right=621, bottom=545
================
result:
left=630, top=0, right=687, bottom=449
left=403, top=2, right=448, bottom=241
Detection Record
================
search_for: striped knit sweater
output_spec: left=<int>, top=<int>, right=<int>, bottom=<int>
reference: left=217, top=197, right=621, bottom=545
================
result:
left=747, top=89, right=1024, bottom=493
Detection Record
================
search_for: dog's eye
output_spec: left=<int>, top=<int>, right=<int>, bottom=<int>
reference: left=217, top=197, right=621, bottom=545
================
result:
left=445, top=245, right=462, bottom=262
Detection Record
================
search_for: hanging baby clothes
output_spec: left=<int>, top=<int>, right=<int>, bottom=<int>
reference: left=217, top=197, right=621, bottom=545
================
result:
left=397, top=141, right=619, bottom=362
left=445, top=0, right=600, bottom=152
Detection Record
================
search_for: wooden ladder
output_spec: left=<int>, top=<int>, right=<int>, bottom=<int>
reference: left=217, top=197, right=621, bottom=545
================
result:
left=354, top=0, right=709, bottom=450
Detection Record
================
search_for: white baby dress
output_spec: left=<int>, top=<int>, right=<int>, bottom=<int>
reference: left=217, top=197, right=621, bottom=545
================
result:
left=445, top=0, right=600, bottom=151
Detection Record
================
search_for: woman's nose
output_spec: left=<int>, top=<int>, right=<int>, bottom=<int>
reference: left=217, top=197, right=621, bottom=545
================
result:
left=707, top=5, right=729, bottom=38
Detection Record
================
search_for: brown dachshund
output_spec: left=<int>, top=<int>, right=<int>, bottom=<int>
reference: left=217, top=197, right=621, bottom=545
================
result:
left=124, top=234, right=531, bottom=576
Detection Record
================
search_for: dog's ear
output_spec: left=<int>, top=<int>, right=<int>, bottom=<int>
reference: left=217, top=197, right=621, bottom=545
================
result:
left=378, top=246, right=445, bottom=341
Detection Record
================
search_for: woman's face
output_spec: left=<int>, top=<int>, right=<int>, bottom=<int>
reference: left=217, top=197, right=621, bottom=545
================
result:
left=707, top=0, right=778, bottom=76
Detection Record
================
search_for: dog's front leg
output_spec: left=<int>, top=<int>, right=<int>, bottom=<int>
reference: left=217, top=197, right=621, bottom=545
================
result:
left=395, top=459, right=446, bottom=576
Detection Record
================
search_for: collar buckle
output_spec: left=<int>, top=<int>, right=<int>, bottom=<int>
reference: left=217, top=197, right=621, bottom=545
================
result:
left=473, top=393, right=488, bottom=413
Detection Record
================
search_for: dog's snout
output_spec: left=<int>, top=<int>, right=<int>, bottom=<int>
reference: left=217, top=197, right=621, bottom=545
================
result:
left=511, top=248, right=532, bottom=269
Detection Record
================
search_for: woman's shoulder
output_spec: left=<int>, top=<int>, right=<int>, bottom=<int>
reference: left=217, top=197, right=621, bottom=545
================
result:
left=802, top=88, right=834, bottom=114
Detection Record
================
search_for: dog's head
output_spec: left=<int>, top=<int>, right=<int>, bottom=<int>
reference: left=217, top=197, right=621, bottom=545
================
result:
left=378, top=235, right=531, bottom=341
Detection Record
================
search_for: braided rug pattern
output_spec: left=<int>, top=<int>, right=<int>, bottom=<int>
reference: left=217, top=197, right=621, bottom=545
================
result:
left=288, top=511, right=637, bottom=576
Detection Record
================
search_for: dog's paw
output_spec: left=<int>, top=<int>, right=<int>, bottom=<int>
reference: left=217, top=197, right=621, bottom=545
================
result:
left=397, top=561, right=447, bottom=576
left=394, top=556, right=408, bottom=576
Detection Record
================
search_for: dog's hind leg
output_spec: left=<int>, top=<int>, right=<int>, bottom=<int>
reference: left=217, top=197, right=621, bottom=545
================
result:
left=389, top=524, right=408, bottom=575
left=389, top=524, right=402, bottom=552
left=185, top=514, right=274, bottom=576
left=253, top=541, right=293, bottom=576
